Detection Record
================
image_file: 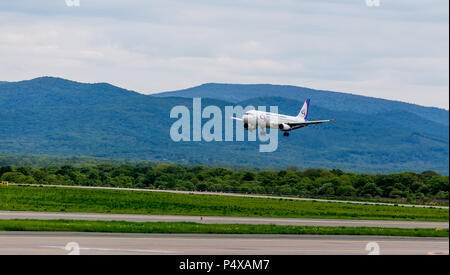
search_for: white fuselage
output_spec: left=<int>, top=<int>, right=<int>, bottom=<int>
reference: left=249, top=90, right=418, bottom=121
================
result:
left=243, top=110, right=304, bottom=131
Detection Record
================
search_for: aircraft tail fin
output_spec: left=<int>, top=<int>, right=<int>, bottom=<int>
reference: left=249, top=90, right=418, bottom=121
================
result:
left=298, top=99, right=310, bottom=120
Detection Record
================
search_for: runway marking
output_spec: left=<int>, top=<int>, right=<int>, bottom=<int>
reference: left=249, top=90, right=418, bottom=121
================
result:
left=427, top=251, right=449, bottom=255
left=40, top=245, right=179, bottom=254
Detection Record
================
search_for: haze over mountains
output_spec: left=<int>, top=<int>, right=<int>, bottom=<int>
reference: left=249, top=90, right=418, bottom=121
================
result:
left=0, top=77, right=448, bottom=174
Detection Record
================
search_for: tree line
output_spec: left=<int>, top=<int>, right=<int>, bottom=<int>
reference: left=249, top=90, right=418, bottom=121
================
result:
left=0, top=164, right=448, bottom=202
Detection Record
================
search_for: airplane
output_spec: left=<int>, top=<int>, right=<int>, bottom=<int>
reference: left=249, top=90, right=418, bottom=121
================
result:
left=231, top=99, right=336, bottom=136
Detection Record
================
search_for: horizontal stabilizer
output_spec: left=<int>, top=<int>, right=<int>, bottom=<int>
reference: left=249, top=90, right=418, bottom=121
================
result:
left=230, top=116, right=243, bottom=121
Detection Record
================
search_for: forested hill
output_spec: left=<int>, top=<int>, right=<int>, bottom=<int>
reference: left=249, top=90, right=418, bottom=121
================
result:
left=1, top=164, right=448, bottom=201
left=155, top=83, right=449, bottom=126
left=0, top=77, right=448, bottom=174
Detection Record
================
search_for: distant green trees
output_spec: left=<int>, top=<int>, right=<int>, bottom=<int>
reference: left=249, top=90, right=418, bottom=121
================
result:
left=1, top=164, right=448, bottom=201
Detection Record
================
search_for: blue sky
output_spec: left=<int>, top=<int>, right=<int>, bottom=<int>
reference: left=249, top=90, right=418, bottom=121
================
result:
left=0, top=0, right=448, bottom=108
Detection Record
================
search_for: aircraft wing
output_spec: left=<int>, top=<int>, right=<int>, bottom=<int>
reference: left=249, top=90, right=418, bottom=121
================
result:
left=230, top=116, right=243, bottom=121
left=287, top=119, right=336, bottom=128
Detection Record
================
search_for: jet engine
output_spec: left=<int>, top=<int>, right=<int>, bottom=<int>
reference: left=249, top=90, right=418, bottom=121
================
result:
left=278, top=123, right=292, bottom=131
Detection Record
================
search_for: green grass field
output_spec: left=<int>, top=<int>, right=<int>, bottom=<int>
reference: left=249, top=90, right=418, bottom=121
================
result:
left=0, top=219, right=447, bottom=237
left=1, top=186, right=448, bottom=221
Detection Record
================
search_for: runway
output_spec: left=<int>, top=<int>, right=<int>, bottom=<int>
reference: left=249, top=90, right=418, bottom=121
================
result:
left=0, top=232, right=447, bottom=255
left=0, top=210, right=447, bottom=228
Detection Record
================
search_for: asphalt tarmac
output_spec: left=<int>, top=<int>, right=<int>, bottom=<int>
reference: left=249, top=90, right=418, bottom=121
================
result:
left=0, top=211, right=447, bottom=228
left=0, top=232, right=447, bottom=255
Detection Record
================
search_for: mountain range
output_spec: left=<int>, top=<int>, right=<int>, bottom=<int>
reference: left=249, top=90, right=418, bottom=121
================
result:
left=156, top=83, right=449, bottom=126
left=0, top=77, right=448, bottom=174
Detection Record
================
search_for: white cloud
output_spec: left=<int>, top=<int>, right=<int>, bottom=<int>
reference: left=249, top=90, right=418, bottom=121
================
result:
left=0, top=0, right=448, bottom=108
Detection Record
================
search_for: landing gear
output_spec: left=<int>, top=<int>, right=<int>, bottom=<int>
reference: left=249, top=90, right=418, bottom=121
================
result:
left=283, top=132, right=290, bottom=137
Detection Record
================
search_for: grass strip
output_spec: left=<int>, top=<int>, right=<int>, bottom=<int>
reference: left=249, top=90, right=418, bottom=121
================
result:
left=0, top=219, right=448, bottom=237
left=1, top=186, right=448, bottom=222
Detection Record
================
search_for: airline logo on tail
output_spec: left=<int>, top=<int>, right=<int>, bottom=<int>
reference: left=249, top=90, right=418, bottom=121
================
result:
left=298, top=99, right=310, bottom=120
